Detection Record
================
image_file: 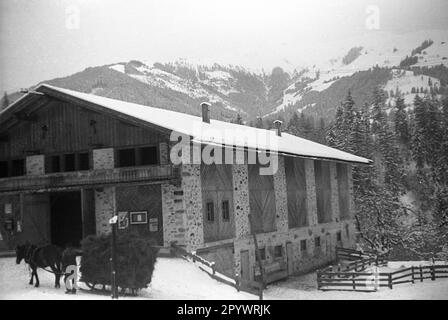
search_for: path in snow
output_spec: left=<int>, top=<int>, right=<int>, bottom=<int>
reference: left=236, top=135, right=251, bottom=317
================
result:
left=0, top=257, right=255, bottom=300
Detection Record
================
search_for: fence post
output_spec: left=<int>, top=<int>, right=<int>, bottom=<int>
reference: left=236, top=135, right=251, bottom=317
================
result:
left=352, top=273, right=356, bottom=290
left=431, top=265, right=436, bottom=281
left=419, top=265, right=423, bottom=282
left=235, top=274, right=240, bottom=292
left=411, top=266, right=415, bottom=284
left=317, top=270, right=321, bottom=290
left=388, top=274, right=392, bottom=289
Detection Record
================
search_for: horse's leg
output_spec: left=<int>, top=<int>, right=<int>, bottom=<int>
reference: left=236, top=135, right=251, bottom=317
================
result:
left=34, top=268, right=40, bottom=288
left=52, top=264, right=61, bottom=288
left=29, top=266, right=34, bottom=285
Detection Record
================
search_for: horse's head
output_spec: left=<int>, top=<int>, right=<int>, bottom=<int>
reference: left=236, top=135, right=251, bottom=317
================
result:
left=15, top=244, right=27, bottom=264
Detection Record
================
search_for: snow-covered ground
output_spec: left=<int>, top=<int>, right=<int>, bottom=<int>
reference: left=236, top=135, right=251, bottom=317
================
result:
left=0, top=257, right=255, bottom=300
left=1, top=257, right=447, bottom=300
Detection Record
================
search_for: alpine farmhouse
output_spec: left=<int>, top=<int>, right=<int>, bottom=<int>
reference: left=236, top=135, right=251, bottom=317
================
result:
left=0, top=84, right=371, bottom=282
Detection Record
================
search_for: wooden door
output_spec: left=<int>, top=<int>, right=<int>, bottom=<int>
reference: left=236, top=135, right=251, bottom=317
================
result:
left=240, top=250, right=250, bottom=280
left=248, top=164, right=276, bottom=234
left=22, top=193, right=50, bottom=245
left=201, top=164, right=235, bottom=242
left=285, top=157, right=308, bottom=228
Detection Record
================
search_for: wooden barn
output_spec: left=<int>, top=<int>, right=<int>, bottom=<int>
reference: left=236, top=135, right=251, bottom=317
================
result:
left=0, top=84, right=371, bottom=281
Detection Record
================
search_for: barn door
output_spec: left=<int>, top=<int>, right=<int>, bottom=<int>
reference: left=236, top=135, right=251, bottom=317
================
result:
left=248, top=164, right=276, bottom=234
left=22, top=193, right=50, bottom=246
left=201, top=164, right=235, bottom=242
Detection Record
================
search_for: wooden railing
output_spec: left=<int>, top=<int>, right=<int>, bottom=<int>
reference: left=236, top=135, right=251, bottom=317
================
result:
left=0, top=165, right=180, bottom=193
left=171, top=243, right=264, bottom=299
left=318, top=264, right=448, bottom=292
left=318, top=247, right=448, bottom=291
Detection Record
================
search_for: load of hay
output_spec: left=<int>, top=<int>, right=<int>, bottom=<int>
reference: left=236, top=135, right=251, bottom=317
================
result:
left=80, top=232, right=158, bottom=292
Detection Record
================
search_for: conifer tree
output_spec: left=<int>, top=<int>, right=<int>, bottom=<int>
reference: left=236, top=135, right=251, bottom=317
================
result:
left=393, top=96, right=409, bottom=144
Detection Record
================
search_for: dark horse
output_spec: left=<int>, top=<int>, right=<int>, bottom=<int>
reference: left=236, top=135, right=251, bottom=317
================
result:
left=16, top=243, right=63, bottom=288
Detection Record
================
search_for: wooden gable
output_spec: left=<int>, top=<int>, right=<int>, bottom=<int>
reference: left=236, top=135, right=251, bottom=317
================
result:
left=0, top=97, right=169, bottom=160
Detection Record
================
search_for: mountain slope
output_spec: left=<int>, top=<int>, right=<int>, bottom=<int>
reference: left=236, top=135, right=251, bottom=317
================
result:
left=2, top=30, right=448, bottom=124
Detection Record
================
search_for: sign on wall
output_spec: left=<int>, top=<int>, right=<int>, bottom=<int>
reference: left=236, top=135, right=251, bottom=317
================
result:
left=4, top=203, right=12, bottom=215
left=149, top=218, right=158, bottom=232
left=130, top=211, right=148, bottom=225
left=118, top=211, right=129, bottom=229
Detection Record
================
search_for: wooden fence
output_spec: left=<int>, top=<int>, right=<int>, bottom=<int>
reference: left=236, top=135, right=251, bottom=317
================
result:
left=318, top=247, right=448, bottom=291
left=170, top=243, right=264, bottom=299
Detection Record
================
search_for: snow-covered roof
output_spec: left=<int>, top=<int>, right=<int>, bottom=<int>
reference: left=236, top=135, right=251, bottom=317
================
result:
left=1, top=84, right=371, bottom=165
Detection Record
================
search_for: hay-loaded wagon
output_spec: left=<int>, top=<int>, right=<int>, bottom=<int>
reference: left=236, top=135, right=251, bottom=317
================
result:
left=79, top=232, right=158, bottom=295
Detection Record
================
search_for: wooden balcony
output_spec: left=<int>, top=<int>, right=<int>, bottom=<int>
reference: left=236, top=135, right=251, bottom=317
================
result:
left=0, top=165, right=180, bottom=193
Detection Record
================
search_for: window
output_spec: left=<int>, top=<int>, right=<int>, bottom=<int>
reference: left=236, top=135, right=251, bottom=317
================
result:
left=345, top=224, right=350, bottom=238
left=300, top=239, right=307, bottom=252
left=50, top=155, right=61, bottom=173
left=0, top=161, right=8, bottom=178
left=139, top=146, right=158, bottom=165
left=222, top=200, right=230, bottom=221
left=336, top=231, right=342, bottom=242
left=64, top=154, right=76, bottom=172
left=118, top=148, right=136, bottom=167
left=274, top=245, right=283, bottom=258
left=206, top=202, right=214, bottom=222
left=256, top=248, right=266, bottom=261
left=47, top=152, right=89, bottom=173
left=78, top=152, right=90, bottom=170
left=11, top=159, right=25, bottom=176
left=314, top=236, right=321, bottom=248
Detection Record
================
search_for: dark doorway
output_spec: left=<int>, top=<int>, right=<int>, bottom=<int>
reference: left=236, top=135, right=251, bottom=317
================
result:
left=50, top=191, right=83, bottom=247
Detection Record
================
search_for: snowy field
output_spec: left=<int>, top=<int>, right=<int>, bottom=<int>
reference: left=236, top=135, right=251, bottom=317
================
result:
left=1, top=257, right=447, bottom=300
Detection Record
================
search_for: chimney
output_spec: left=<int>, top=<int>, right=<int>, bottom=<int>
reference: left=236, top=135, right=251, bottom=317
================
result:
left=201, top=102, right=211, bottom=123
left=273, top=120, right=283, bottom=136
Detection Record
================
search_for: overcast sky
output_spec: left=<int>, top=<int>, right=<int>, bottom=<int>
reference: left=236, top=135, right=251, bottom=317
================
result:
left=1, top=0, right=448, bottom=93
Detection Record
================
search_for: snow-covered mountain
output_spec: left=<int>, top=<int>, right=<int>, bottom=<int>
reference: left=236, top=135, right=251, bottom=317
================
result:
left=271, top=29, right=448, bottom=116
left=3, top=30, right=448, bottom=124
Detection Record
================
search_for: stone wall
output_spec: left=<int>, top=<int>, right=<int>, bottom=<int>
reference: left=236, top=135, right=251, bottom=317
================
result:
left=181, top=164, right=203, bottom=251
left=26, top=155, right=45, bottom=175
left=92, top=148, right=114, bottom=170
left=161, top=182, right=186, bottom=246
left=94, top=187, right=116, bottom=235
left=93, top=148, right=116, bottom=235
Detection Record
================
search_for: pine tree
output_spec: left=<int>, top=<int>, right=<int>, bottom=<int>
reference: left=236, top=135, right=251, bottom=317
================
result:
left=255, top=116, right=264, bottom=129
left=286, top=112, right=301, bottom=136
left=232, top=113, right=243, bottom=125
left=393, top=96, right=409, bottom=144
